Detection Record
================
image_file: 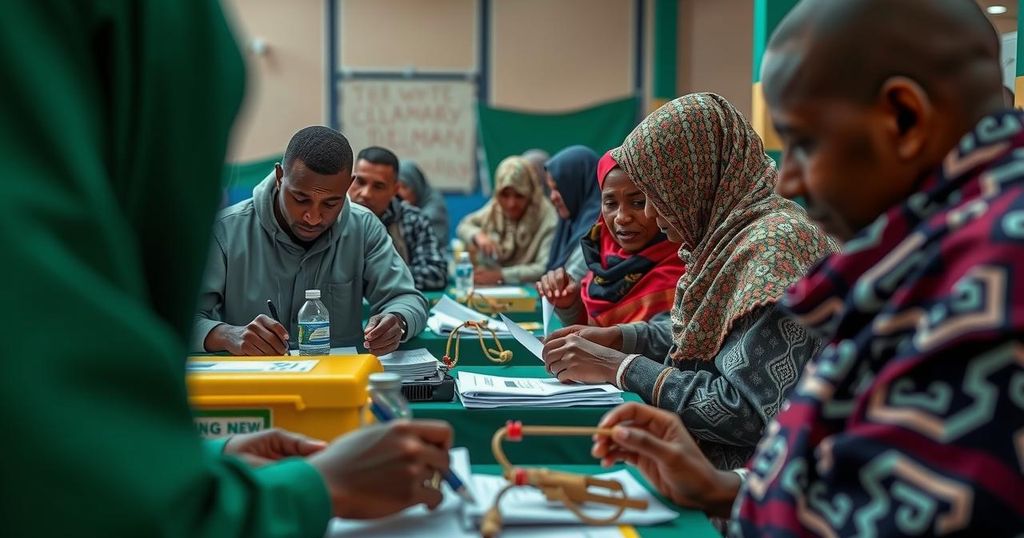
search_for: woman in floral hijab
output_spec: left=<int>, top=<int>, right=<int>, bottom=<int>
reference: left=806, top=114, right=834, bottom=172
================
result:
left=543, top=93, right=837, bottom=469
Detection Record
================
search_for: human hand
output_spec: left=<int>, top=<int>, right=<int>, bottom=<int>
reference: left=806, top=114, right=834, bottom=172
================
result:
left=309, top=420, right=453, bottom=519
left=474, top=268, right=504, bottom=285
left=545, top=324, right=623, bottom=350
left=213, top=315, right=289, bottom=355
left=223, top=428, right=326, bottom=466
left=535, top=268, right=580, bottom=309
left=542, top=333, right=627, bottom=384
left=473, top=232, right=498, bottom=258
left=364, top=313, right=404, bottom=356
left=591, top=402, right=740, bottom=517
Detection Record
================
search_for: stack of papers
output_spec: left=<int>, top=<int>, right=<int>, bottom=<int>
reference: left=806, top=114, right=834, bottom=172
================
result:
left=327, top=447, right=678, bottom=538
left=427, top=295, right=510, bottom=336
left=377, top=348, right=442, bottom=383
left=288, top=346, right=357, bottom=356
left=456, top=371, right=623, bottom=409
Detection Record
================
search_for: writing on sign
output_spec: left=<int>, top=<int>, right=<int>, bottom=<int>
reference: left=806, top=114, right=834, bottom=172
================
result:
left=194, top=409, right=272, bottom=439
left=341, top=80, right=476, bottom=192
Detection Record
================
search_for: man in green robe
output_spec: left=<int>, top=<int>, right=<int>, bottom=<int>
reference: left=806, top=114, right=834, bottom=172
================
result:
left=0, top=2, right=453, bottom=536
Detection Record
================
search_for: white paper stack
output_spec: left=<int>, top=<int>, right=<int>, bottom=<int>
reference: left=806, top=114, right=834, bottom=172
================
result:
left=456, top=371, right=623, bottom=409
left=377, top=348, right=442, bottom=383
left=426, top=295, right=510, bottom=336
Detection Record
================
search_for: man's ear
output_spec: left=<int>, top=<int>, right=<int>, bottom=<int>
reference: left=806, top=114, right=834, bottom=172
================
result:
left=879, top=76, right=933, bottom=160
left=274, top=163, right=284, bottom=188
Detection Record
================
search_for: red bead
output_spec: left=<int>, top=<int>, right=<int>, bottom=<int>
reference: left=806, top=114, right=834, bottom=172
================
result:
left=506, top=420, right=523, bottom=441
left=513, top=467, right=528, bottom=486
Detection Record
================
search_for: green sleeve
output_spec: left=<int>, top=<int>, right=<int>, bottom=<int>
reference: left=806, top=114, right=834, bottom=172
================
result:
left=205, top=438, right=231, bottom=457
left=0, top=2, right=330, bottom=536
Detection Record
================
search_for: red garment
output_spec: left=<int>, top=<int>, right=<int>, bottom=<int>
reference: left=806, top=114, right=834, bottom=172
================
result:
left=579, top=151, right=686, bottom=326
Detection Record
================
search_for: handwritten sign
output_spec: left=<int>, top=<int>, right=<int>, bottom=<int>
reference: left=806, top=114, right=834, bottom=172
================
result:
left=340, top=80, right=476, bottom=192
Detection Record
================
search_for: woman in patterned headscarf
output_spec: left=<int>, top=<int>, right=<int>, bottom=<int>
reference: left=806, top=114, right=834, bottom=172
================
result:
left=543, top=93, right=837, bottom=469
left=456, top=156, right=558, bottom=284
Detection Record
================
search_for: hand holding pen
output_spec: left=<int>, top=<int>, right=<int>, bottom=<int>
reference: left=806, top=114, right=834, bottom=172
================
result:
left=368, top=400, right=476, bottom=504
left=262, top=299, right=289, bottom=355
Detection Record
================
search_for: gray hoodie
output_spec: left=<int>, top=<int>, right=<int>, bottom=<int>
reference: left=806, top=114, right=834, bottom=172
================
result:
left=192, top=173, right=428, bottom=351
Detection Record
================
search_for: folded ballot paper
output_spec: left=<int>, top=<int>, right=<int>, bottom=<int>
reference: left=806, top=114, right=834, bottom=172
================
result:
left=426, top=295, right=510, bottom=336
left=327, top=447, right=678, bottom=538
left=456, top=371, right=623, bottom=409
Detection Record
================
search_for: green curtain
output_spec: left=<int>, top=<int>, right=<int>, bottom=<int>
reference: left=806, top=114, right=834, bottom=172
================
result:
left=477, top=96, right=639, bottom=186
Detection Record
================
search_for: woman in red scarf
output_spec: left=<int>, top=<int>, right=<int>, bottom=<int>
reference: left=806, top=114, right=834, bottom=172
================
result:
left=537, top=151, right=685, bottom=327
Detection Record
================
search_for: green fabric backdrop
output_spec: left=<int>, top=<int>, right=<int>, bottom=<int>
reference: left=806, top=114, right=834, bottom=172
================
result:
left=477, top=96, right=640, bottom=185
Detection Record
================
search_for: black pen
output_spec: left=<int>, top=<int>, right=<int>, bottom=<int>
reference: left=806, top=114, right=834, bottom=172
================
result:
left=266, top=299, right=289, bottom=355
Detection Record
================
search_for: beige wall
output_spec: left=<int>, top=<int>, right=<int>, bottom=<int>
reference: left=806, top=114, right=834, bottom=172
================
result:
left=491, top=0, right=635, bottom=111
left=222, top=0, right=326, bottom=163
left=221, top=0, right=760, bottom=161
left=677, top=0, right=753, bottom=120
left=340, top=0, right=477, bottom=71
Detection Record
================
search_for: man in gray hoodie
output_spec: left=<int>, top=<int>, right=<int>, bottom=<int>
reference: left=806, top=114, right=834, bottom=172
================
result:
left=194, top=126, right=427, bottom=356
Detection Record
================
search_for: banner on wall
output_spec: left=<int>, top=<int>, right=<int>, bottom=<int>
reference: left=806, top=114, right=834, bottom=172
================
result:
left=476, top=96, right=640, bottom=187
left=339, top=79, right=477, bottom=193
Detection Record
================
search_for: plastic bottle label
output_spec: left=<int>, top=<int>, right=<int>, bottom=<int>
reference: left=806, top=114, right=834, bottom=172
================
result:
left=298, top=321, right=330, bottom=347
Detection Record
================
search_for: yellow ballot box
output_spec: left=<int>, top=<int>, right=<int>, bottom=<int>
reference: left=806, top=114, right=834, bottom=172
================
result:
left=186, top=354, right=382, bottom=442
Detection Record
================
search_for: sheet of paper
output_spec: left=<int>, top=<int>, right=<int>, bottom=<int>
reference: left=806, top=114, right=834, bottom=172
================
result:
left=472, top=285, right=529, bottom=297
left=464, top=469, right=678, bottom=527
left=186, top=360, right=318, bottom=373
left=328, top=447, right=655, bottom=537
left=432, top=295, right=494, bottom=323
left=499, top=313, right=544, bottom=362
left=327, top=448, right=473, bottom=537
left=458, top=372, right=621, bottom=397
left=428, top=296, right=508, bottom=335
left=542, top=296, right=554, bottom=337
left=288, top=346, right=357, bottom=356
left=456, top=371, right=623, bottom=408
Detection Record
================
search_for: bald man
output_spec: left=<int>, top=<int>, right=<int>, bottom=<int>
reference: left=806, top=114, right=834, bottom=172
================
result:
left=589, top=1, right=1024, bottom=535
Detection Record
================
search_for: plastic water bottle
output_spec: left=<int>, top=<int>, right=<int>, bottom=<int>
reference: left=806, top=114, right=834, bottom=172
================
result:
left=368, top=372, right=412, bottom=420
left=454, top=251, right=474, bottom=299
left=448, top=238, right=465, bottom=280
left=297, top=289, right=330, bottom=355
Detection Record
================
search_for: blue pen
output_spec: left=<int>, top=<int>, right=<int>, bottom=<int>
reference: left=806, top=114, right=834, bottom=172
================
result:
left=369, top=400, right=476, bottom=504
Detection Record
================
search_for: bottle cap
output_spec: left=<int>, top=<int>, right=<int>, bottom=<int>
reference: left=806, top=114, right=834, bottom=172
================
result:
left=369, top=372, right=402, bottom=390
left=305, top=289, right=321, bottom=299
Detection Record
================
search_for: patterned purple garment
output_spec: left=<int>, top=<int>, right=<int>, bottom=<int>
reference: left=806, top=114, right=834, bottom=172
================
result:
left=732, top=110, right=1024, bottom=536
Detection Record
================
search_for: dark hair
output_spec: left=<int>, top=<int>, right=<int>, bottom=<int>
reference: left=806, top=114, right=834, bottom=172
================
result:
left=283, top=126, right=353, bottom=175
left=356, top=146, right=400, bottom=174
